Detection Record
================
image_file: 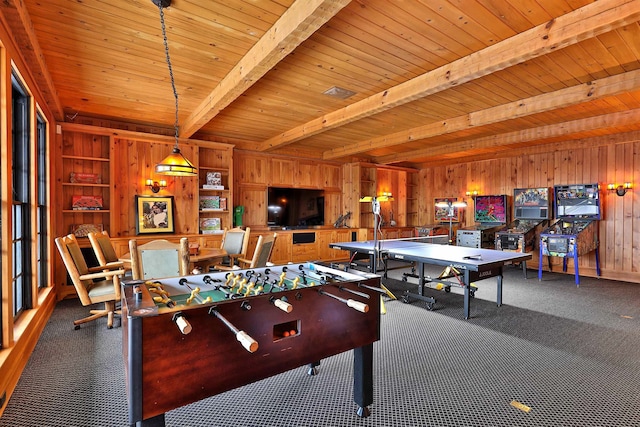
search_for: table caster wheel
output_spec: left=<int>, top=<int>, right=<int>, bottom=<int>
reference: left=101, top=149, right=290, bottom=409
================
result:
left=444, top=286, right=451, bottom=293
left=402, top=276, right=407, bottom=282
left=426, top=302, right=434, bottom=310
left=402, top=293, right=410, bottom=304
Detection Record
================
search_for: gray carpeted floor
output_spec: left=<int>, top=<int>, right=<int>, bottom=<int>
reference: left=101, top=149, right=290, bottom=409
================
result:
left=2, top=265, right=640, bottom=427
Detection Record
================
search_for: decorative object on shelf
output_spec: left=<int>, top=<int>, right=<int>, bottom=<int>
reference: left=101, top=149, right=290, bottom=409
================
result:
left=333, top=211, right=352, bottom=228
left=204, top=171, right=224, bottom=190
left=220, top=197, right=227, bottom=211
left=200, top=217, right=222, bottom=234
left=72, top=195, right=103, bottom=210
left=70, top=172, right=102, bottom=184
left=70, top=223, right=104, bottom=238
left=145, top=178, right=167, bottom=193
left=152, top=0, right=197, bottom=177
left=435, top=198, right=467, bottom=245
left=199, top=195, right=221, bottom=210
left=135, top=195, right=175, bottom=234
left=607, top=182, right=632, bottom=197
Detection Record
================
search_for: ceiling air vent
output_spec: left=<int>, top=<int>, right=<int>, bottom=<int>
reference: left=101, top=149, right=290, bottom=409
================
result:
left=323, top=86, right=356, bottom=99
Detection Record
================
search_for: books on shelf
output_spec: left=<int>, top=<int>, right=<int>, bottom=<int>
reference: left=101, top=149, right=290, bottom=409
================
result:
left=200, top=217, right=222, bottom=234
left=199, top=196, right=221, bottom=211
left=71, top=195, right=103, bottom=210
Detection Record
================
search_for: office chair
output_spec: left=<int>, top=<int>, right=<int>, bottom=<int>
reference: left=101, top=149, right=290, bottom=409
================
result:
left=87, top=230, right=129, bottom=275
left=129, top=237, right=190, bottom=280
left=212, top=227, right=250, bottom=271
left=238, top=233, right=277, bottom=269
left=55, top=234, right=125, bottom=329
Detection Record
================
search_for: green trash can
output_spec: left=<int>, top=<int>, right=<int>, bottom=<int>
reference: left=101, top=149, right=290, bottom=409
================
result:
left=234, top=205, right=245, bottom=227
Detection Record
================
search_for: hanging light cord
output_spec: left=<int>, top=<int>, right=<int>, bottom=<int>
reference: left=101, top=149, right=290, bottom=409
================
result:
left=157, top=3, right=180, bottom=147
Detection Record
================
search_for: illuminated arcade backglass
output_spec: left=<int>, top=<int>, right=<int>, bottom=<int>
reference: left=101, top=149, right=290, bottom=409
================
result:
left=456, top=194, right=508, bottom=249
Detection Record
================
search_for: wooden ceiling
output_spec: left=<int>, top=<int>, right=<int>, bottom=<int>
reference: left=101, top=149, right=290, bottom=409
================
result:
left=5, top=0, right=640, bottom=168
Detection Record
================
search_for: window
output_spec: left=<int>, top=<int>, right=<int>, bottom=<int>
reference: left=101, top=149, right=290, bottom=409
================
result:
left=36, top=113, right=48, bottom=288
left=12, top=73, right=32, bottom=317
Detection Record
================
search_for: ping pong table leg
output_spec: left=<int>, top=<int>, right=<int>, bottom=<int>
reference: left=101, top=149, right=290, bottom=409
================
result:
left=496, top=272, right=503, bottom=307
left=463, top=271, right=471, bottom=319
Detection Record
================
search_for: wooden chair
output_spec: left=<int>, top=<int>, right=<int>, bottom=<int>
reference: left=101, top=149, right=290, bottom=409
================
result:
left=87, top=230, right=129, bottom=275
left=238, top=233, right=277, bottom=269
left=129, top=237, right=190, bottom=280
left=212, top=227, right=251, bottom=271
left=55, top=234, right=125, bottom=329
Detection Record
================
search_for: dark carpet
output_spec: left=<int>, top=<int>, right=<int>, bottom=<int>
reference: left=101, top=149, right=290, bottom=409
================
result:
left=2, top=265, right=640, bottom=427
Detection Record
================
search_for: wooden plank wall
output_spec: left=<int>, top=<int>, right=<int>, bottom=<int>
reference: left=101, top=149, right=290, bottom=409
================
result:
left=417, top=141, right=639, bottom=283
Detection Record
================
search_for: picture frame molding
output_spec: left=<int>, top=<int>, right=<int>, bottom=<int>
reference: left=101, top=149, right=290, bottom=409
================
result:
left=135, top=195, right=175, bottom=234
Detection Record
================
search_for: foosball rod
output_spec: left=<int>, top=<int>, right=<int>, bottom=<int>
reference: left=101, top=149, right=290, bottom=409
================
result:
left=203, top=275, right=239, bottom=299
left=337, top=285, right=370, bottom=299
left=208, top=307, right=259, bottom=353
left=179, top=278, right=212, bottom=305
left=296, top=265, right=330, bottom=284
left=318, top=289, right=369, bottom=313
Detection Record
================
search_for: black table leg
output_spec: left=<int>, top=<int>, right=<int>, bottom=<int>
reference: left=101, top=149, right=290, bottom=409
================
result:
left=353, top=344, right=373, bottom=417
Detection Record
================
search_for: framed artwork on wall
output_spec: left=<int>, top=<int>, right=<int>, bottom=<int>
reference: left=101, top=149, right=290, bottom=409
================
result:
left=135, top=195, right=175, bottom=234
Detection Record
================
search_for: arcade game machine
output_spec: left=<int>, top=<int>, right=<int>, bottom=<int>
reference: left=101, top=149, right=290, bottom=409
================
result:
left=538, top=183, right=601, bottom=286
left=456, top=194, right=508, bottom=248
left=495, top=187, right=551, bottom=277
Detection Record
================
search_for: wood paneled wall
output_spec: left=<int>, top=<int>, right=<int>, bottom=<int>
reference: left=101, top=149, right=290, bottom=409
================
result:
left=234, top=150, right=343, bottom=228
left=416, top=142, right=639, bottom=283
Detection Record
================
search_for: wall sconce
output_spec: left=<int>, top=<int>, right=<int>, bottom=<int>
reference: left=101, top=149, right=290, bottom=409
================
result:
left=607, top=182, right=632, bottom=197
left=146, top=179, right=167, bottom=193
left=466, top=190, right=479, bottom=197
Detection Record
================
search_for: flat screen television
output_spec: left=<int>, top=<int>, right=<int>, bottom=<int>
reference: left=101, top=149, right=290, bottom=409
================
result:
left=267, top=187, right=325, bottom=228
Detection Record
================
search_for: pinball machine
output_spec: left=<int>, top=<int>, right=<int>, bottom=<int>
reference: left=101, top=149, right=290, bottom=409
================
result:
left=538, top=183, right=601, bottom=286
left=456, top=194, right=508, bottom=249
left=495, top=187, right=551, bottom=277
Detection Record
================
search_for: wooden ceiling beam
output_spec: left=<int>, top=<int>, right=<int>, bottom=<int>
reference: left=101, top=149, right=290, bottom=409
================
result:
left=328, top=69, right=640, bottom=161
left=256, top=0, right=640, bottom=153
left=412, top=129, right=640, bottom=169
left=179, top=0, right=351, bottom=138
left=376, top=108, right=640, bottom=166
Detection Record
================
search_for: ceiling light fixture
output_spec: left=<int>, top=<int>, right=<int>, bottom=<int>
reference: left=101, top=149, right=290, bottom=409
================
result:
left=152, top=0, right=197, bottom=177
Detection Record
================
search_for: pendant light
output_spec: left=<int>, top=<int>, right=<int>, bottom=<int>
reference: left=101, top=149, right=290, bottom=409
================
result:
left=152, top=0, right=197, bottom=176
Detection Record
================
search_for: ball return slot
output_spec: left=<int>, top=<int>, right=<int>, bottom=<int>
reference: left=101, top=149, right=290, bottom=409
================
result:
left=273, top=320, right=300, bottom=341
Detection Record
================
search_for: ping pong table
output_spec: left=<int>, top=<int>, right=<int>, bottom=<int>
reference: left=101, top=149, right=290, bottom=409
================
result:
left=329, top=238, right=531, bottom=319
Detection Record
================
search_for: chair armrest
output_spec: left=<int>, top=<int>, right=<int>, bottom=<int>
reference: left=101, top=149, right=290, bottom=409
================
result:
left=80, top=269, right=125, bottom=281
left=87, top=262, right=124, bottom=273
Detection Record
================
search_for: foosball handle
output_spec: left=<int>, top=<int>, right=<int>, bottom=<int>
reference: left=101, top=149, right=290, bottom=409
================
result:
left=236, top=330, right=259, bottom=353
left=172, top=312, right=192, bottom=335
left=347, top=299, right=369, bottom=313
left=273, top=298, right=293, bottom=313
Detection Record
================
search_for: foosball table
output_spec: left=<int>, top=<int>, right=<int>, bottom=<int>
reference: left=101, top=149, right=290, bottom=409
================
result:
left=122, top=263, right=383, bottom=427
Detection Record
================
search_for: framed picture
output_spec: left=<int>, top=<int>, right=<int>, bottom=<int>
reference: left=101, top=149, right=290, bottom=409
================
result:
left=434, top=197, right=461, bottom=222
left=135, top=195, right=175, bottom=234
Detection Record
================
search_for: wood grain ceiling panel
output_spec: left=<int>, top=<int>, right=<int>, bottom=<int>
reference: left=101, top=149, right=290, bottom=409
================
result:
left=6, top=0, right=640, bottom=167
